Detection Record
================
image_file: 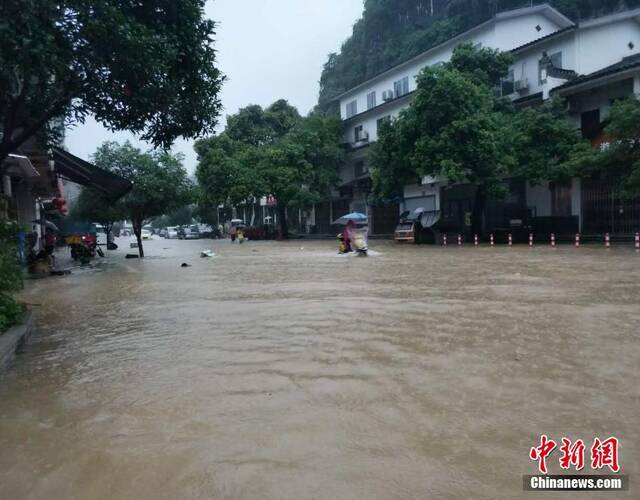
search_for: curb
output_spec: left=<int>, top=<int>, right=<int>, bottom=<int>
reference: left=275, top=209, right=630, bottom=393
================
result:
left=0, top=310, right=34, bottom=372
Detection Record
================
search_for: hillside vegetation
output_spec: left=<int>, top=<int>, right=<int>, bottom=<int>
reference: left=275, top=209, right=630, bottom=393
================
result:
left=318, top=0, right=640, bottom=111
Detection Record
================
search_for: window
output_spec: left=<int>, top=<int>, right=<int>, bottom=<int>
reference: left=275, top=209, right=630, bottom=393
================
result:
left=354, top=125, right=363, bottom=142
left=367, top=91, right=377, bottom=110
left=500, top=69, right=515, bottom=96
left=346, top=100, right=358, bottom=118
left=539, top=51, right=562, bottom=84
left=354, top=160, right=368, bottom=177
left=394, top=76, right=409, bottom=98
left=377, top=115, right=392, bottom=131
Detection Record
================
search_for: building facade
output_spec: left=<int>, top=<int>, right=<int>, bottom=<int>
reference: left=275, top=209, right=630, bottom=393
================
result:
left=329, top=4, right=640, bottom=237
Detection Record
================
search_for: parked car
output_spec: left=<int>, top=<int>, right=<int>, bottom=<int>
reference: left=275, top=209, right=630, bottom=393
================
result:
left=141, top=229, right=152, bottom=240
left=166, top=226, right=179, bottom=239
left=198, top=224, right=215, bottom=238
left=178, top=225, right=201, bottom=240
left=394, top=210, right=440, bottom=244
left=159, top=228, right=168, bottom=238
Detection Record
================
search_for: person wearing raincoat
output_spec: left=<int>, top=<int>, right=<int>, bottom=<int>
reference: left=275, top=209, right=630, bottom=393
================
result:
left=343, top=220, right=356, bottom=252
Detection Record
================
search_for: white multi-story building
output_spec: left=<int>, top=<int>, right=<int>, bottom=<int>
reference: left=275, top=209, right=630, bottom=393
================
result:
left=324, top=4, right=640, bottom=237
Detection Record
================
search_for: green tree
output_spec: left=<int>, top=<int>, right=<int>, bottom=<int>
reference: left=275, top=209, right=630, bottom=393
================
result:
left=0, top=0, right=224, bottom=166
left=372, top=44, right=517, bottom=234
left=92, top=141, right=192, bottom=257
left=512, top=98, right=596, bottom=185
left=0, top=221, right=23, bottom=332
left=167, top=206, right=194, bottom=226
left=195, top=134, right=261, bottom=208
left=196, top=103, right=343, bottom=238
left=370, top=116, right=426, bottom=203
left=257, top=113, right=343, bottom=237
left=589, top=97, right=640, bottom=197
left=70, top=188, right=126, bottom=242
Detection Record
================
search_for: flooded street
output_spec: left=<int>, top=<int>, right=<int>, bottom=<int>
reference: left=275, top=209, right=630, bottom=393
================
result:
left=1, top=238, right=638, bottom=499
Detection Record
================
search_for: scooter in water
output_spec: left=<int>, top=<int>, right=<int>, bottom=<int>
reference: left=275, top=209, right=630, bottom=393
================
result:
left=337, top=231, right=368, bottom=256
left=353, top=231, right=368, bottom=257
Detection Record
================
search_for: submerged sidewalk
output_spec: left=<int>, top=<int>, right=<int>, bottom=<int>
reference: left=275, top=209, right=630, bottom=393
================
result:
left=0, top=311, right=34, bottom=372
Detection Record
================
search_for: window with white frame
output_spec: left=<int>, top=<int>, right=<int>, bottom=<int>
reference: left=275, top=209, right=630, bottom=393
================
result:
left=394, top=76, right=409, bottom=98
left=366, top=91, right=377, bottom=110
left=346, top=100, right=358, bottom=118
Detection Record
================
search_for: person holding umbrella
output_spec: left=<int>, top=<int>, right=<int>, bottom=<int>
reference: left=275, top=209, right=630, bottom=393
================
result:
left=333, top=212, right=368, bottom=255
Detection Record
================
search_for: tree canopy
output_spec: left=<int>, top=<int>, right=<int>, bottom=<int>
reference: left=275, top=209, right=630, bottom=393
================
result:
left=92, top=141, right=193, bottom=256
left=70, top=188, right=126, bottom=240
left=589, top=97, right=640, bottom=197
left=196, top=102, right=343, bottom=238
left=0, top=221, right=23, bottom=332
left=0, top=0, right=224, bottom=165
left=511, top=99, right=597, bottom=185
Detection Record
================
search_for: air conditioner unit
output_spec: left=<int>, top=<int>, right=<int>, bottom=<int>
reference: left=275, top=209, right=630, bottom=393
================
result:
left=382, top=90, right=394, bottom=101
left=515, top=78, right=529, bottom=92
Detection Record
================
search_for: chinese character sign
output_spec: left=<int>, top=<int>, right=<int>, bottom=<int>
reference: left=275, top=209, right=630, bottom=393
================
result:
left=530, top=436, right=620, bottom=474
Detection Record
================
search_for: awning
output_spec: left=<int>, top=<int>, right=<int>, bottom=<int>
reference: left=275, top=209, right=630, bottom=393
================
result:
left=5, top=154, right=39, bottom=178
left=551, top=54, right=640, bottom=97
left=52, top=147, right=131, bottom=199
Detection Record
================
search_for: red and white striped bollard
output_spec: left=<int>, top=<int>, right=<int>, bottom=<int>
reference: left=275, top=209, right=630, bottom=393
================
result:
left=635, top=232, right=640, bottom=251
left=605, top=233, right=611, bottom=248
left=550, top=233, right=556, bottom=248
left=529, top=233, right=534, bottom=248
left=490, top=234, right=494, bottom=247
left=457, top=234, right=462, bottom=246
left=508, top=233, right=513, bottom=247
left=575, top=233, right=580, bottom=248
left=474, top=234, right=479, bottom=247
left=443, top=234, right=447, bottom=247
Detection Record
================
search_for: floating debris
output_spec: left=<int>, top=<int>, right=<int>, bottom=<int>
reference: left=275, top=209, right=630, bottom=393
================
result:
left=181, top=263, right=192, bottom=268
left=50, top=269, right=71, bottom=276
left=125, top=254, right=139, bottom=259
left=200, top=250, right=216, bottom=258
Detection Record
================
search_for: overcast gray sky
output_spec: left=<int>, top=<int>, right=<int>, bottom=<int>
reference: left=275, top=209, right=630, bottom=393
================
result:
left=65, top=0, right=364, bottom=174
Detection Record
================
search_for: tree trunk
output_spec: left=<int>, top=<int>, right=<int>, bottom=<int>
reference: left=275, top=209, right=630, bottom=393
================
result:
left=133, top=219, right=144, bottom=258
left=471, top=185, right=487, bottom=237
left=277, top=204, right=288, bottom=240
left=105, top=222, right=114, bottom=246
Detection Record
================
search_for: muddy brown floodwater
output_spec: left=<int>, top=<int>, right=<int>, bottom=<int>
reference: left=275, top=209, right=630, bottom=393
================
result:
left=0, top=238, right=638, bottom=499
